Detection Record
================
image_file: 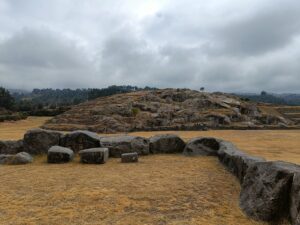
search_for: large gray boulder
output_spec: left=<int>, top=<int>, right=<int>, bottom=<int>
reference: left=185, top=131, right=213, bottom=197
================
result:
left=240, top=161, right=300, bottom=221
left=0, top=152, right=33, bottom=165
left=100, top=136, right=149, bottom=157
left=218, top=141, right=265, bottom=183
left=23, top=129, right=62, bottom=154
left=48, top=146, right=74, bottom=163
left=79, top=148, right=109, bottom=164
left=60, top=130, right=100, bottom=152
left=149, top=134, right=185, bottom=154
left=183, top=137, right=220, bottom=156
left=0, top=140, right=24, bottom=154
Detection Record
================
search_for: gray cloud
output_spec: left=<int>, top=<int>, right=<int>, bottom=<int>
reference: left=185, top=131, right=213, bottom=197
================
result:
left=0, top=0, right=300, bottom=93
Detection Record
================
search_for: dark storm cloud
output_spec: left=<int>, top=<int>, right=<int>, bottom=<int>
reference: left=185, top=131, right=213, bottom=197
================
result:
left=0, top=0, right=300, bottom=92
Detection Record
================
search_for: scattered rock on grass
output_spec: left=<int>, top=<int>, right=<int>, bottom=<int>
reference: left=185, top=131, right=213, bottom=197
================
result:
left=121, top=152, right=138, bottom=163
left=79, top=148, right=109, bottom=164
left=48, top=146, right=74, bottom=163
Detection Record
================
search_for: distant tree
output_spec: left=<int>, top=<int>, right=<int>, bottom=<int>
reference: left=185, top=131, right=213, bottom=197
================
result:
left=261, top=91, right=267, bottom=96
left=200, top=87, right=205, bottom=92
left=0, top=87, right=14, bottom=109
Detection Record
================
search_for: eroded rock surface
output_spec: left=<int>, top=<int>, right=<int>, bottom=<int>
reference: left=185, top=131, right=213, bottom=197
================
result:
left=60, top=130, right=100, bottom=152
left=79, top=148, right=109, bottom=164
left=48, top=146, right=74, bottom=163
left=0, top=152, right=33, bottom=165
left=0, top=140, right=24, bottom=154
left=240, top=161, right=300, bottom=221
left=183, top=137, right=220, bottom=156
left=23, top=129, right=62, bottom=154
left=149, top=134, right=185, bottom=154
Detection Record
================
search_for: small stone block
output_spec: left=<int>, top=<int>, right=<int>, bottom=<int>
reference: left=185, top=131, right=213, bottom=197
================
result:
left=121, top=152, right=138, bottom=163
left=79, top=148, right=109, bottom=164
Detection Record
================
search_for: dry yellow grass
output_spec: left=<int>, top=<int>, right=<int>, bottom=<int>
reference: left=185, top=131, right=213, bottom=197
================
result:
left=0, top=117, right=298, bottom=225
left=0, top=116, right=51, bottom=140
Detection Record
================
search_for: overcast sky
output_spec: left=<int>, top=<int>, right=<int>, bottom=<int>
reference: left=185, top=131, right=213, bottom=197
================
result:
left=0, top=0, right=300, bottom=93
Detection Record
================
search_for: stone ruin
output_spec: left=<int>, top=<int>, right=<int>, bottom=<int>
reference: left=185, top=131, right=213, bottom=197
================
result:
left=0, top=128, right=300, bottom=224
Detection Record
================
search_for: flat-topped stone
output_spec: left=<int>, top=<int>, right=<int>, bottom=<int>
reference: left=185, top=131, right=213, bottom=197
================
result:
left=121, top=152, right=138, bottom=163
left=48, top=146, right=74, bottom=163
left=60, top=130, right=100, bottom=152
left=79, top=148, right=109, bottom=164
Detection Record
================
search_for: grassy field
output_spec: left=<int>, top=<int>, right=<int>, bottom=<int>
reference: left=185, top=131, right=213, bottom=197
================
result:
left=0, top=117, right=298, bottom=224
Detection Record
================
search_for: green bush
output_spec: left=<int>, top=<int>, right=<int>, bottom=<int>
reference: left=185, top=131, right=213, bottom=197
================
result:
left=131, top=108, right=140, bottom=117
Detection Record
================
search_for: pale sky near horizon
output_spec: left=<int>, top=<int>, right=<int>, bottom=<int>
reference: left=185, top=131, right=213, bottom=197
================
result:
left=0, top=0, right=300, bottom=93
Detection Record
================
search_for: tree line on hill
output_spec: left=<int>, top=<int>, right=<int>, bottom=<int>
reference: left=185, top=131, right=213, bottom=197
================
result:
left=2, top=85, right=157, bottom=117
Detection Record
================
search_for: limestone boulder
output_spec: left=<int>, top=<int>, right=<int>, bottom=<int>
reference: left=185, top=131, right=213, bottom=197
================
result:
left=0, top=152, right=33, bottom=165
left=79, top=148, right=109, bottom=164
left=149, top=134, right=185, bottom=154
left=240, top=161, right=300, bottom=221
left=183, top=137, right=220, bottom=156
left=0, top=140, right=24, bottom=154
left=218, top=141, right=265, bottom=183
left=23, top=129, right=62, bottom=154
left=47, top=146, right=74, bottom=163
left=121, top=152, right=138, bottom=163
left=100, top=136, right=149, bottom=157
left=60, top=130, right=100, bottom=152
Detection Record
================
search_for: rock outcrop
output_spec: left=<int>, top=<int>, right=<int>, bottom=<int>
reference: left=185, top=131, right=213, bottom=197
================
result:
left=100, top=136, right=149, bottom=157
left=23, top=129, right=62, bottom=154
left=43, top=89, right=298, bottom=133
left=60, top=130, right=100, bottom=152
left=149, top=134, right=185, bottom=154
left=48, top=146, right=74, bottom=163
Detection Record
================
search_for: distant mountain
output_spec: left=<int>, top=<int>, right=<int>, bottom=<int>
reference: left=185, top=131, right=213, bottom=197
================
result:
left=234, top=93, right=300, bottom=106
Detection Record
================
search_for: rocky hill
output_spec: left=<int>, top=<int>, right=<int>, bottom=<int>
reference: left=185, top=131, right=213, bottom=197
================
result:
left=43, top=89, right=299, bottom=133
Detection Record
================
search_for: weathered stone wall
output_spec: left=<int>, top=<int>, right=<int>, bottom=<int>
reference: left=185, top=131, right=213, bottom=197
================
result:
left=0, top=128, right=300, bottom=224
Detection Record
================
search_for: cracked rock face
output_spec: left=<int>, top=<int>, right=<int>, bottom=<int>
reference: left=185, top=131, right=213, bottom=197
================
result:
left=240, top=161, right=300, bottom=221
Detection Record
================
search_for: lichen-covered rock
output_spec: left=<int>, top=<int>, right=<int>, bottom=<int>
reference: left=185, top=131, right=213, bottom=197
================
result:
left=100, top=136, right=149, bottom=157
left=0, top=140, right=24, bottom=154
left=79, top=148, right=109, bottom=164
left=0, top=152, right=33, bottom=165
left=60, top=130, right=100, bottom=152
left=149, top=134, right=185, bottom=154
left=289, top=172, right=300, bottom=225
left=121, top=152, right=138, bottom=163
left=23, top=129, right=62, bottom=154
left=218, top=141, right=265, bottom=183
left=240, top=161, right=300, bottom=221
left=183, top=137, right=220, bottom=156
left=47, top=146, right=74, bottom=163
